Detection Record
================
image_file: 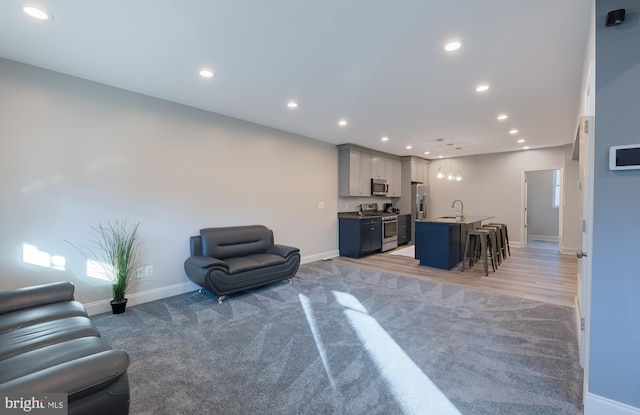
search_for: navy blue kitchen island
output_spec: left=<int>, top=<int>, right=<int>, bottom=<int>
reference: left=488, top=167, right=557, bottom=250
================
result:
left=415, top=216, right=493, bottom=270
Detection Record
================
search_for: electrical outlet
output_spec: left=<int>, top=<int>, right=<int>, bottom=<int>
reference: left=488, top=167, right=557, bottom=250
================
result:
left=136, top=266, right=144, bottom=280
left=144, top=265, right=154, bottom=277
left=318, top=201, right=325, bottom=208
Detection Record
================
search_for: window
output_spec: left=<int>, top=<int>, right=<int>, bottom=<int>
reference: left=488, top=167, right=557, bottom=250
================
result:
left=552, top=169, right=561, bottom=208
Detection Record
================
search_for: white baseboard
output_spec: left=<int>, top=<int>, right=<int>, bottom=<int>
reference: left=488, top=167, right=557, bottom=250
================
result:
left=302, top=250, right=339, bottom=264
left=528, top=235, right=559, bottom=242
left=84, top=281, right=199, bottom=316
left=84, top=253, right=337, bottom=315
left=585, top=393, right=640, bottom=415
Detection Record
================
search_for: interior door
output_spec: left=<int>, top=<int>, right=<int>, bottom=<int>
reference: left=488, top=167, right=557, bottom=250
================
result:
left=577, top=116, right=594, bottom=375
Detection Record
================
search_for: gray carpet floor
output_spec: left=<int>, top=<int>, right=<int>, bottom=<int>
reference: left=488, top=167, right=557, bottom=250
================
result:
left=92, top=260, right=583, bottom=415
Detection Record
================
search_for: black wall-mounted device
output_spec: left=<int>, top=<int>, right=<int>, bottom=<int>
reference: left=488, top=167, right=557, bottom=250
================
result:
left=609, top=144, right=640, bottom=170
left=605, top=9, right=626, bottom=26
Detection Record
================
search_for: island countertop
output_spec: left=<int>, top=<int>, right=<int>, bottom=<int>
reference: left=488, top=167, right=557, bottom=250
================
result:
left=418, top=215, right=494, bottom=225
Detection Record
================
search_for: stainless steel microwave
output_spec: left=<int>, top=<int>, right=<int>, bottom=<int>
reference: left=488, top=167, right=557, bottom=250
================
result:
left=371, top=178, right=389, bottom=196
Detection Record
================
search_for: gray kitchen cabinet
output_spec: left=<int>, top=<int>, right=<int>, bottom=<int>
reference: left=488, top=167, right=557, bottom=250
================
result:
left=338, top=144, right=402, bottom=197
left=371, top=155, right=386, bottom=179
left=387, top=158, right=402, bottom=196
left=339, top=149, right=371, bottom=196
left=361, top=153, right=372, bottom=195
left=410, top=158, right=429, bottom=184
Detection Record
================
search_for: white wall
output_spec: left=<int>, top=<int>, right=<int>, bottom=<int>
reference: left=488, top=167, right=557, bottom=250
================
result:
left=0, top=58, right=339, bottom=310
left=526, top=170, right=559, bottom=240
left=428, top=146, right=580, bottom=250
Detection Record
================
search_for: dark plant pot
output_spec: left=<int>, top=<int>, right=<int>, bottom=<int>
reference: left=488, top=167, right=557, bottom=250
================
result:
left=110, top=299, right=128, bottom=314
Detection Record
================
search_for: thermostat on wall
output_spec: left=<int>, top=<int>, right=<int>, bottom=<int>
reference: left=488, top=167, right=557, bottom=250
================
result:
left=609, top=144, right=640, bottom=170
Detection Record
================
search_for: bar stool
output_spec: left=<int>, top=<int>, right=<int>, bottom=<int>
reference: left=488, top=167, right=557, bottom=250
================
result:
left=461, top=229, right=493, bottom=276
left=489, top=223, right=510, bottom=256
left=483, top=224, right=505, bottom=263
left=479, top=226, right=501, bottom=267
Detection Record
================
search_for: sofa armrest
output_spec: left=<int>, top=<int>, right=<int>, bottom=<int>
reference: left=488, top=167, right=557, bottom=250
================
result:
left=0, top=282, right=75, bottom=316
left=184, top=256, right=230, bottom=288
left=267, top=244, right=300, bottom=259
left=186, top=256, right=229, bottom=270
left=0, top=350, right=129, bottom=395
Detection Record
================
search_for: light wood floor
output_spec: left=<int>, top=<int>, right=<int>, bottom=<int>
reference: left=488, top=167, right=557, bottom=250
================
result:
left=334, top=244, right=578, bottom=308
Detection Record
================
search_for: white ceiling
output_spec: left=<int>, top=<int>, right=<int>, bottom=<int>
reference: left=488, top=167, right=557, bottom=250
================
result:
left=0, top=1, right=591, bottom=159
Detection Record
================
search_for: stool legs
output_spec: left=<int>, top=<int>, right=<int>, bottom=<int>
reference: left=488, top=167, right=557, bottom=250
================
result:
left=462, top=229, right=491, bottom=276
left=489, top=223, right=510, bottom=257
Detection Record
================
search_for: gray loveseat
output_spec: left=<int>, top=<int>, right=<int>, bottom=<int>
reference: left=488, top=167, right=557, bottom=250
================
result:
left=0, top=282, right=130, bottom=415
left=184, top=225, right=300, bottom=303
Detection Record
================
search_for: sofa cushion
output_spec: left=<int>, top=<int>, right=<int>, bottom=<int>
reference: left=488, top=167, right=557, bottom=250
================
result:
left=0, top=316, right=100, bottom=360
left=0, top=300, right=87, bottom=335
left=0, top=336, right=112, bottom=384
left=200, top=225, right=273, bottom=259
left=224, top=257, right=261, bottom=274
left=246, top=253, right=287, bottom=268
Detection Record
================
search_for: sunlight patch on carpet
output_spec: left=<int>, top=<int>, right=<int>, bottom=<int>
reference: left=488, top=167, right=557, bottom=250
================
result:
left=333, top=290, right=462, bottom=415
left=299, top=293, right=336, bottom=389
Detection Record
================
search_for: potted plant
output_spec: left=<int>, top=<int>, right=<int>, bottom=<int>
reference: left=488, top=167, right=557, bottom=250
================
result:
left=68, top=220, right=142, bottom=314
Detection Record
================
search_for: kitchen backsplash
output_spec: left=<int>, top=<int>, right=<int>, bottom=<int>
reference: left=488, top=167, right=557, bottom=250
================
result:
left=338, top=196, right=394, bottom=212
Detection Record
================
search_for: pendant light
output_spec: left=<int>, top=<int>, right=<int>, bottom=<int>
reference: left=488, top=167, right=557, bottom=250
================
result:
left=436, top=139, right=445, bottom=179
left=446, top=143, right=454, bottom=180
left=455, top=147, right=463, bottom=181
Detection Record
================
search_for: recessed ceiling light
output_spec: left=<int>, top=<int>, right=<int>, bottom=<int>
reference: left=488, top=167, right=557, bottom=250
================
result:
left=23, top=6, right=52, bottom=20
left=476, top=84, right=489, bottom=92
left=517, top=139, right=526, bottom=143
left=424, top=151, right=430, bottom=155
left=497, top=114, right=508, bottom=120
left=338, top=119, right=347, bottom=126
left=509, top=129, right=518, bottom=134
left=406, top=145, right=413, bottom=150
left=199, top=70, right=214, bottom=78
left=381, top=136, right=389, bottom=142
left=444, top=41, right=462, bottom=52
left=287, top=101, right=298, bottom=108
left=523, top=146, right=530, bottom=150
left=438, top=155, right=444, bottom=159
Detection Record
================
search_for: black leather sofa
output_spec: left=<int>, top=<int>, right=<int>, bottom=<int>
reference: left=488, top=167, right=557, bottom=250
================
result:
left=184, top=225, right=300, bottom=303
left=0, top=282, right=130, bottom=415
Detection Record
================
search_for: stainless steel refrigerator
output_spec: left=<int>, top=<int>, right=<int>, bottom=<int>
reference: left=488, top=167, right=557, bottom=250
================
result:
left=411, top=183, right=429, bottom=244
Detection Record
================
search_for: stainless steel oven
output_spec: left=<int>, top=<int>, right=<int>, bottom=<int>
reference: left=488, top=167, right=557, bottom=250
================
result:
left=381, top=215, right=398, bottom=252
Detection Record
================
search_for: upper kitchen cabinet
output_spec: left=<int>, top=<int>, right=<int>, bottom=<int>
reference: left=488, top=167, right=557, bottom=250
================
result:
left=338, top=144, right=402, bottom=197
left=371, top=156, right=385, bottom=179
left=386, top=158, right=402, bottom=197
left=410, top=157, right=429, bottom=184
left=339, top=148, right=371, bottom=197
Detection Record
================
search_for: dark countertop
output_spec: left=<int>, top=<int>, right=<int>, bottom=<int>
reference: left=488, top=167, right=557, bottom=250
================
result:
left=338, top=212, right=410, bottom=220
left=417, top=215, right=494, bottom=225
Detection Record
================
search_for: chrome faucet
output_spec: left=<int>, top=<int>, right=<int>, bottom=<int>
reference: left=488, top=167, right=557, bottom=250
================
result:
left=451, top=199, right=465, bottom=221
